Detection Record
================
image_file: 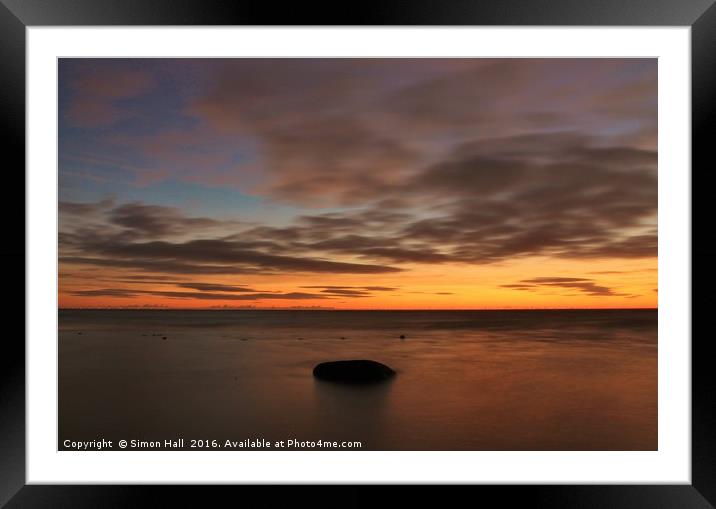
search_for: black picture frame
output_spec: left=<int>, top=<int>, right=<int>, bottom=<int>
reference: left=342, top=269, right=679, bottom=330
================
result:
left=2, top=0, right=712, bottom=506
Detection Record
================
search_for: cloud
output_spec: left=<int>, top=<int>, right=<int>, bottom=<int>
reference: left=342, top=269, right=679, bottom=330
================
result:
left=59, top=59, right=657, bottom=288
left=303, top=234, right=454, bottom=263
left=60, top=234, right=402, bottom=275
left=59, top=199, right=404, bottom=276
left=184, top=59, right=656, bottom=206
left=67, top=279, right=402, bottom=301
left=69, top=285, right=369, bottom=301
left=318, top=289, right=371, bottom=296
left=72, top=68, right=155, bottom=99
left=502, top=277, right=631, bottom=297
left=60, top=133, right=657, bottom=281
left=108, top=202, right=228, bottom=238
left=92, top=277, right=262, bottom=293
left=69, top=288, right=349, bottom=301
left=300, top=285, right=396, bottom=291
left=521, top=277, right=591, bottom=283
left=60, top=132, right=657, bottom=277
left=110, top=275, right=178, bottom=281
left=60, top=256, right=261, bottom=275
left=60, top=199, right=243, bottom=242
left=59, top=197, right=115, bottom=216
left=175, top=283, right=256, bottom=292
left=137, top=290, right=331, bottom=301
left=64, top=64, right=156, bottom=127
left=296, top=285, right=397, bottom=297
left=219, top=129, right=656, bottom=265
left=71, top=289, right=138, bottom=297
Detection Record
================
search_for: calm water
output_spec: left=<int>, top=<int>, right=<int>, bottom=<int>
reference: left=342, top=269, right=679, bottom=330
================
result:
left=59, top=309, right=657, bottom=450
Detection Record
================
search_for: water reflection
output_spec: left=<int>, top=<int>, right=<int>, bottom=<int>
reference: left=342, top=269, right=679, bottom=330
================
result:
left=311, top=377, right=395, bottom=447
left=59, top=309, right=657, bottom=450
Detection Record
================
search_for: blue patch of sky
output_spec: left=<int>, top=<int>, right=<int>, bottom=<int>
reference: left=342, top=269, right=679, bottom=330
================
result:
left=59, top=59, right=301, bottom=224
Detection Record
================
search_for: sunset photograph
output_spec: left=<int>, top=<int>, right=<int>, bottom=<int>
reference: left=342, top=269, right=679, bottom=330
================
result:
left=58, top=58, right=657, bottom=451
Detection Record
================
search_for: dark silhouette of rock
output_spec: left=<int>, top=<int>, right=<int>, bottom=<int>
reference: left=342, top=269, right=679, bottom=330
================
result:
left=313, top=360, right=396, bottom=384
left=399, top=334, right=406, bottom=339
left=162, top=336, right=167, bottom=340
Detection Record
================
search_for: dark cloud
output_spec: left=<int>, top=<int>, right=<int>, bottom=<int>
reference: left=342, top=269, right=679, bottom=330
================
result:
left=219, top=131, right=656, bottom=266
left=108, top=202, right=227, bottom=238
left=61, top=133, right=657, bottom=277
left=296, top=210, right=412, bottom=232
left=261, top=119, right=418, bottom=206
left=60, top=60, right=657, bottom=284
left=186, top=59, right=656, bottom=206
left=300, top=285, right=396, bottom=291
left=60, top=199, right=251, bottom=242
left=71, top=288, right=138, bottom=297
left=59, top=197, right=115, bottom=216
left=318, top=289, right=371, bottom=296
left=298, top=233, right=454, bottom=263
left=522, top=277, right=591, bottom=283
left=175, top=283, right=256, bottom=292
left=99, top=278, right=261, bottom=293
left=60, top=221, right=403, bottom=276
left=69, top=288, right=334, bottom=301
left=138, top=290, right=330, bottom=301
left=502, top=277, right=631, bottom=297
left=189, top=59, right=450, bottom=206
left=60, top=256, right=260, bottom=275
left=59, top=198, right=405, bottom=276
left=114, top=274, right=177, bottom=281
left=65, top=63, right=156, bottom=127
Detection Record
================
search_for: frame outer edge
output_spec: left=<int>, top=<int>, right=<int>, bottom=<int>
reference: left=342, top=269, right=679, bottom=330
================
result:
left=0, top=0, right=27, bottom=507
left=692, top=1, right=716, bottom=506
left=1, top=0, right=716, bottom=26
left=3, top=0, right=714, bottom=505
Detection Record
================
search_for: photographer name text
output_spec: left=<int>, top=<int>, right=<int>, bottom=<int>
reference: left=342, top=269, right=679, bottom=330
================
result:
left=61, top=438, right=362, bottom=450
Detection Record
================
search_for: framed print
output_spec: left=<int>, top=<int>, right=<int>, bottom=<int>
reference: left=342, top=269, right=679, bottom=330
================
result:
left=3, top=0, right=713, bottom=506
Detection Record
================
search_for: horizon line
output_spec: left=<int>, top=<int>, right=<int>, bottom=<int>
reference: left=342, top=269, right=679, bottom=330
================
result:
left=58, top=307, right=658, bottom=311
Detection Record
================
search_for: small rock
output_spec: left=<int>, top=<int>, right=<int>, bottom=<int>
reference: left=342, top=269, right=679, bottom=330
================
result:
left=399, top=334, right=406, bottom=339
left=162, top=336, right=167, bottom=340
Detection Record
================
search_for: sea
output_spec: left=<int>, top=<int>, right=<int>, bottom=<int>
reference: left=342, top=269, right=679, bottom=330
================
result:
left=58, top=309, right=657, bottom=451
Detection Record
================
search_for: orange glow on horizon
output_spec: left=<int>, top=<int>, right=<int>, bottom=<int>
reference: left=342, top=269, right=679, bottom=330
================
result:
left=59, top=256, right=657, bottom=310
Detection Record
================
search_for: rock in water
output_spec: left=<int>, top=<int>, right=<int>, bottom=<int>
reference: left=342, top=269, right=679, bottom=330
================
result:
left=313, top=360, right=396, bottom=384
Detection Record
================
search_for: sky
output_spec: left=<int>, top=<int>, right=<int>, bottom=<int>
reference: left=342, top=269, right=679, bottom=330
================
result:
left=58, top=58, right=657, bottom=309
